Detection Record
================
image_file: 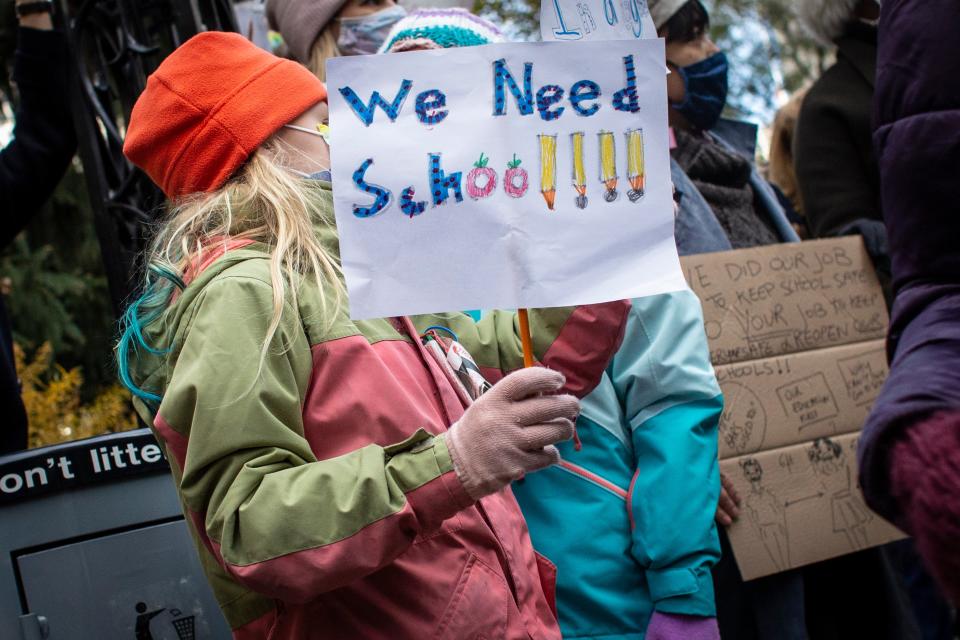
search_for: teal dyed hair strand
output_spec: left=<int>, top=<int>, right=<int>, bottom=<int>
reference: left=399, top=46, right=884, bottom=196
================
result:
left=116, top=262, right=185, bottom=405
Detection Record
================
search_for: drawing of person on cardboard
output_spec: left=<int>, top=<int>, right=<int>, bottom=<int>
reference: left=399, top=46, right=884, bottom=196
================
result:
left=807, top=437, right=872, bottom=550
left=740, top=458, right=790, bottom=570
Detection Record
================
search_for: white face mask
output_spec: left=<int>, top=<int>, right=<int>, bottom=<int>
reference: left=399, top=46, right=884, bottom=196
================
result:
left=281, top=123, right=331, bottom=180
left=336, top=4, right=407, bottom=56
left=284, top=123, right=330, bottom=144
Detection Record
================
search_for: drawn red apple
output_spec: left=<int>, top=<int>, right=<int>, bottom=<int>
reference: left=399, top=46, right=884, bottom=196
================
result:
left=504, top=154, right=529, bottom=199
left=466, top=153, right=497, bottom=200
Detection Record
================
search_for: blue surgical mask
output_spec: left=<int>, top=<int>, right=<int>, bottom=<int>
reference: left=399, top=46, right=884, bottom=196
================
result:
left=337, top=5, right=407, bottom=56
left=300, top=169, right=332, bottom=182
left=670, top=51, right=729, bottom=132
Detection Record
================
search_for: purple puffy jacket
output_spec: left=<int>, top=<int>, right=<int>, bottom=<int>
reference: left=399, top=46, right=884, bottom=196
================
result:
left=857, top=0, right=960, bottom=579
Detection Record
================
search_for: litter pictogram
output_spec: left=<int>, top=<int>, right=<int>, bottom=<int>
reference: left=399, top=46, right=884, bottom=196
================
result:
left=169, top=609, right=196, bottom=640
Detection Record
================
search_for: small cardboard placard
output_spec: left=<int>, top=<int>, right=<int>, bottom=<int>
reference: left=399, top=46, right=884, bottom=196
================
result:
left=680, top=237, right=904, bottom=580
left=720, top=432, right=904, bottom=580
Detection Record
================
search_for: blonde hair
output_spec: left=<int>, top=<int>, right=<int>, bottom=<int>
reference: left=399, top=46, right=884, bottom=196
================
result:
left=117, top=141, right=343, bottom=402
left=307, top=28, right=340, bottom=82
left=768, top=89, right=808, bottom=216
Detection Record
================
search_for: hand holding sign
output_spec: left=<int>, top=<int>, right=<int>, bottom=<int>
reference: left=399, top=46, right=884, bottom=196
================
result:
left=446, top=367, right=578, bottom=500
left=328, top=39, right=685, bottom=321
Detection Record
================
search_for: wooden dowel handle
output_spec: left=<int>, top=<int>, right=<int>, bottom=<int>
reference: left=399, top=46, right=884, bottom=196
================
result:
left=518, top=308, right=534, bottom=368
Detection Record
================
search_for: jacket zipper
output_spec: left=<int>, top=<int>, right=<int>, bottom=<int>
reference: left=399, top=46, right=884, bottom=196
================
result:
left=556, top=460, right=628, bottom=500
left=626, top=469, right=640, bottom=532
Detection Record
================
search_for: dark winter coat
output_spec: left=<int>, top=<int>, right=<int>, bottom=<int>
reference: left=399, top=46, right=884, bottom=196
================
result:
left=858, top=0, right=960, bottom=524
left=795, top=22, right=881, bottom=240
left=0, top=28, right=78, bottom=453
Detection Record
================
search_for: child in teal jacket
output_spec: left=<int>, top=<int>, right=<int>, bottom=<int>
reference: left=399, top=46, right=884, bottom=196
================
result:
left=513, top=289, right=723, bottom=639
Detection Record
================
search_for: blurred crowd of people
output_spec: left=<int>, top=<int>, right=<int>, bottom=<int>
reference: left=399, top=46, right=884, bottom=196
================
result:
left=0, top=0, right=957, bottom=638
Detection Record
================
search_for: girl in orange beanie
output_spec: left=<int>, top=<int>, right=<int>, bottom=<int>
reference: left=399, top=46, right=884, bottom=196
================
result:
left=117, top=31, right=630, bottom=638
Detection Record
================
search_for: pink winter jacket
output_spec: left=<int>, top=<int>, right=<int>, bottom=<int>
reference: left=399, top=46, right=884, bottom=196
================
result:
left=130, top=234, right=630, bottom=638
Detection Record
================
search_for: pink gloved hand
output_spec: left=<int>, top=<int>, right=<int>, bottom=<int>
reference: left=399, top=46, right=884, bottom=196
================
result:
left=445, top=367, right=577, bottom=501
left=646, top=612, right=720, bottom=640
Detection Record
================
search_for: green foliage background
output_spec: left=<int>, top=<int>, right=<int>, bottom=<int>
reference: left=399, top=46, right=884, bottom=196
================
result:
left=0, top=168, right=117, bottom=400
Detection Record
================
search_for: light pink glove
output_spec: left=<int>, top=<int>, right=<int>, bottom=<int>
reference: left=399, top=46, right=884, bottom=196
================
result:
left=646, top=612, right=720, bottom=640
left=444, top=367, right=577, bottom=500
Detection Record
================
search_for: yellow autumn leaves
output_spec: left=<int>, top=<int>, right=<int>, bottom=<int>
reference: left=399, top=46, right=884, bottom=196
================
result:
left=15, top=343, right=138, bottom=449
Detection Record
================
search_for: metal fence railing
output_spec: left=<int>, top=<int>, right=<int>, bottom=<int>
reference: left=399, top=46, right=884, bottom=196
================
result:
left=55, top=0, right=239, bottom=314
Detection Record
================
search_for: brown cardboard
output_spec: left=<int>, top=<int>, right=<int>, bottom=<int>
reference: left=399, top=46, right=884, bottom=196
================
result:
left=680, top=237, right=899, bottom=580
left=716, top=340, right=888, bottom=459
left=681, top=237, right=888, bottom=366
left=720, top=432, right=905, bottom=581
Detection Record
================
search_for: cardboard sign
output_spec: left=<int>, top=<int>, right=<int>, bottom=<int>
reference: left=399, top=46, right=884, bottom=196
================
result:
left=328, top=39, right=684, bottom=320
left=716, top=340, right=887, bottom=459
left=681, top=237, right=904, bottom=580
left=719, top=432, right=904, bottom=580
left=682, top=238, right=889, bottom=366
left=540, top=0, right=656, bottom=42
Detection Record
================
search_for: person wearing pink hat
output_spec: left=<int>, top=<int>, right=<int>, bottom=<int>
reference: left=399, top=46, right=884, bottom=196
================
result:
left=267, top=0, right=406, bottom=81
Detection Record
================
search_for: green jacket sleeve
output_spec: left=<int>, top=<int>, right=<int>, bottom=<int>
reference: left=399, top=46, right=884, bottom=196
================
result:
left=153, top=275, right=473, bottom=603
left=610, top=291, right=723, bottom=616
left=412, top=301, right=629, bottom=398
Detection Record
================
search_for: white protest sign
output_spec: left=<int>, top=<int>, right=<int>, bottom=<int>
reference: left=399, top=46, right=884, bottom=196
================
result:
left=540, top=0, right=655, bottom=42
left=328, top=39, right=685, bottom=320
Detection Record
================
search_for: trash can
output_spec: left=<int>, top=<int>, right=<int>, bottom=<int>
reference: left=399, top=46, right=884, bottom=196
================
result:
left=0, top=430, right=231, bottom=639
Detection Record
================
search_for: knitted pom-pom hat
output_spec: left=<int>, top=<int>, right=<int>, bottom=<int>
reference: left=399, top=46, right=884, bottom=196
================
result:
left=123, top=31, right=326, bottom=199
left=377, top=8, right=504, bottom=54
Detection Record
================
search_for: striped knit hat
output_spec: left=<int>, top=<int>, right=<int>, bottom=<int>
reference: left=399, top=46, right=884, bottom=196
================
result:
left=377, top=8, right=504, bottom=54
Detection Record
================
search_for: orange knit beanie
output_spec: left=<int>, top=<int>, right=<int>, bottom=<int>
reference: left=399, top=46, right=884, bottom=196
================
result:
left=124, top=31, right=327, bottom=199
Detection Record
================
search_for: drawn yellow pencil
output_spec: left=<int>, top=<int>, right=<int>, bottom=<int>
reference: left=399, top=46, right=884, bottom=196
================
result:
left=539, top=134, right=558, bottom=210
left=598, top=130, right=619, bottom=202
left=626, top=128, right=645, bottom=202
left=571, top=132, right=587, bottom=209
